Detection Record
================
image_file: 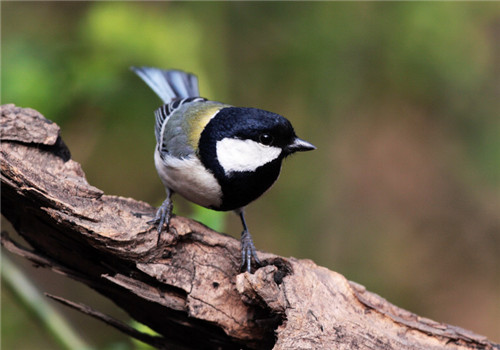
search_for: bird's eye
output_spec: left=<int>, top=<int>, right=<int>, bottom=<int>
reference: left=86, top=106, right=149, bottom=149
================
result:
left=259, top=133, right=274, bottom=146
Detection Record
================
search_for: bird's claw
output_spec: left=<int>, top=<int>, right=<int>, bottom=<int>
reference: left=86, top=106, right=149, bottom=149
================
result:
left=240, top=229, right=261, bottom=273
left=148, top=198, right=173, bottom=245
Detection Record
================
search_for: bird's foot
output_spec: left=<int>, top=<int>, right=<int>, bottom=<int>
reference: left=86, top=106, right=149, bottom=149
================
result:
left=240, top=229, right=261, bottom=273
left=147, top=198, right=173, bottom=245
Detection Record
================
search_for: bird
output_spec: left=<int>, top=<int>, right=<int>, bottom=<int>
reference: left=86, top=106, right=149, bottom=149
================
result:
left=131, top=66, right=316, bottom=273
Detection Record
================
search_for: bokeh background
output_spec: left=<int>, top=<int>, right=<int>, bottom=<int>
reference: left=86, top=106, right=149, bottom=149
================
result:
left=2, top=2, right=499, bottom=349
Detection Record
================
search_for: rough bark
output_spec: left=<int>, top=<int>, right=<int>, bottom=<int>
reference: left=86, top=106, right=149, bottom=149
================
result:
left=1, top=104, right=498, bottom=350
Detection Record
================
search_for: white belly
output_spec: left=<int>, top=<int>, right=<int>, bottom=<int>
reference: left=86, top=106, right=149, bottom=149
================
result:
left=154, top=149, right=223, bottom=209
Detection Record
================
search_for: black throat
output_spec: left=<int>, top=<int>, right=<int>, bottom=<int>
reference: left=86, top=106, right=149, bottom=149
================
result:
left=215, top=160, right=282, bottom=211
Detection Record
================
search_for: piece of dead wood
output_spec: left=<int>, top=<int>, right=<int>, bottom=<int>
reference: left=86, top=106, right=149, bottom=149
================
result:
left=1, top=104, right=498, bottom=350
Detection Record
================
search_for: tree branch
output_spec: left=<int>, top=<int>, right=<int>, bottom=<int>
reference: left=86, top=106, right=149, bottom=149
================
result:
left=1, top=104, right=498, bottom=350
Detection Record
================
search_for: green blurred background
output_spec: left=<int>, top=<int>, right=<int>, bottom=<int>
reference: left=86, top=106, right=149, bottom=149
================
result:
left=2, top=2, right=499, bottom=348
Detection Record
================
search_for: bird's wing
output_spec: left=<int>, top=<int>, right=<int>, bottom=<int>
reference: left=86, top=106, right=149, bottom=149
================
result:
left=154, top=97, right=206, bottom=146
left=156, top=100, right=229, bottom=159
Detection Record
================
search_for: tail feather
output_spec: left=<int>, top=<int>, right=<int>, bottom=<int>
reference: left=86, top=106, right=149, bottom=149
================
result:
left=131, top=66, right=200, bottom=103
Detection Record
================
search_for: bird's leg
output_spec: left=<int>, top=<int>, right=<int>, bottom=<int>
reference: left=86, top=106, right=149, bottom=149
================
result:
left=147, top=188, right=174, bottom=245
left=237, top=209, right=261, bottom=273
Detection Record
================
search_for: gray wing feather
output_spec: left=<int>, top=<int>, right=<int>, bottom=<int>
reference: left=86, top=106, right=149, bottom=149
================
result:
left=154, top=97, right=206, bottom=146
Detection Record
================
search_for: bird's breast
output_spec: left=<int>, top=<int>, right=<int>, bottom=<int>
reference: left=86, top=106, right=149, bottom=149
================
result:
left=154, top=149, right=223, bottom=209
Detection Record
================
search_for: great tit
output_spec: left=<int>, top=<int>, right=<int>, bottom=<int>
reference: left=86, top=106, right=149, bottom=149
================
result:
left=132, top=67, right=315, bottom=273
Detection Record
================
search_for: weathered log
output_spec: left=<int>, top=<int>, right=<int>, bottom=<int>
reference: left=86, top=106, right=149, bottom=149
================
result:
left=1, top=104, right=498, bottom=350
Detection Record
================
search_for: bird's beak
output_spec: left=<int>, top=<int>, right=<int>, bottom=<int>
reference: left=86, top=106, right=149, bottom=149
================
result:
left=286, top=137, right=316, bottom=154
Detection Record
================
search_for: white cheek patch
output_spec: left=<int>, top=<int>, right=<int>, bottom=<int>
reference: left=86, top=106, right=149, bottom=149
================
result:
left=216, top=138, right=282, bottom=174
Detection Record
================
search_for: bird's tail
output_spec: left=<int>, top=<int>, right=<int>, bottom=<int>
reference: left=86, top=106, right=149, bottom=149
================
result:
left=131, top=66, right=200, bottom=104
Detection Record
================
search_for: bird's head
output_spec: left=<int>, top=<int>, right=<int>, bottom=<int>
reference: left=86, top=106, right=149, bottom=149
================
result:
left=199, top=107, right=315, bottom=178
